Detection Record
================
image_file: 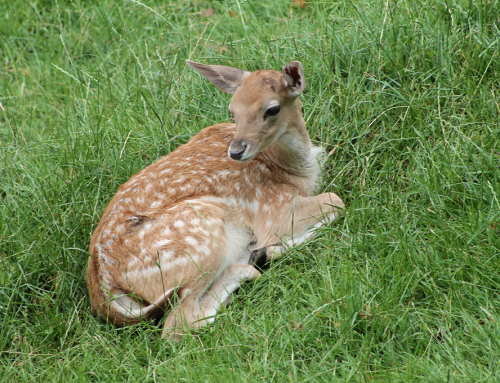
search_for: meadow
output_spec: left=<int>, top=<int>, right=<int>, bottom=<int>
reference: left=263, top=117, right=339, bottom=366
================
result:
left=1, top=0, right=499, bottom=381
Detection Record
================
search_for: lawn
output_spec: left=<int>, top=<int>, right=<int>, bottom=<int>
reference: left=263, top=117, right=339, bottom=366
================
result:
left=1, top=0, right=499, bottom=381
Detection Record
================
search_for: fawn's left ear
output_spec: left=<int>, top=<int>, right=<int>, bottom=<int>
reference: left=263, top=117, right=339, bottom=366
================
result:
left=187, top=60, right=251, bottom=94
left=282, top=61, right=305, bottom=97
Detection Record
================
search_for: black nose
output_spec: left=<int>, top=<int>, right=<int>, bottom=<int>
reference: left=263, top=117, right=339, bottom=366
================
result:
left=229, top=143, right=247, bottom=161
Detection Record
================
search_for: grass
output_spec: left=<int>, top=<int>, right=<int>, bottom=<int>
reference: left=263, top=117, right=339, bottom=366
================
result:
left=1, top=0, right=499, bottom=381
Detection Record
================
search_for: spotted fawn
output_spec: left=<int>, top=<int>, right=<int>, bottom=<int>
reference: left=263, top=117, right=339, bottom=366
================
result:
left=86, top=60, right=344, bottom=339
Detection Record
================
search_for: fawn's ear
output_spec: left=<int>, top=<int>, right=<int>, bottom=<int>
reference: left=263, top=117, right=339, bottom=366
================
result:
left=187, top=60, right=251, bottom=94
left=282, top=61, right=305, bottom=97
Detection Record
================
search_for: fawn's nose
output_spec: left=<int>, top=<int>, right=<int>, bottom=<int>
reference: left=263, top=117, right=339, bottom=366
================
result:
left=228, top=141, right=247, bottom=161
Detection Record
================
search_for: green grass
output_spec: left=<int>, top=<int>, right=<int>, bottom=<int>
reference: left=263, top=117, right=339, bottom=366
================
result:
left=1, top=0, right=500, bottom=381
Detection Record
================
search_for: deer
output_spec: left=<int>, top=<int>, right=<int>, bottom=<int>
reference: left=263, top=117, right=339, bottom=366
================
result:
left=86, top=60, right=344, bottom=340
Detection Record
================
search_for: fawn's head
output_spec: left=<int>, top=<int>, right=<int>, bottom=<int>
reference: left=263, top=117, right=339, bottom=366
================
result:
left=187, top=60, right=306, bottom=162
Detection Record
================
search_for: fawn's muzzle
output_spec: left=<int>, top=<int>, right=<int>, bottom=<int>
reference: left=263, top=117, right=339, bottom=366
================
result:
left=228, top=141, right=248, bottom=161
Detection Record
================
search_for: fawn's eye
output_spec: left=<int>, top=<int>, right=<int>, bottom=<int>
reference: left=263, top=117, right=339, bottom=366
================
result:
left=264, top=105, right=281, bottom=119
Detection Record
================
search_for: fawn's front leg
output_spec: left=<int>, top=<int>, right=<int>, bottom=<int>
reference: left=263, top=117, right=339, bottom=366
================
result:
left=251, top=192, right=344, bottom=265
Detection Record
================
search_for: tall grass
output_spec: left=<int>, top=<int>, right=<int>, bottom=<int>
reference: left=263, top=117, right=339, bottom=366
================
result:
left=1, top=0, right=499, bottom=381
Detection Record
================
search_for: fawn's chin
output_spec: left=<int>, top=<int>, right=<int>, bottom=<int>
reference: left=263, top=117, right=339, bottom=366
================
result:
left=227, top=146, right=260, bottom=162
left=230, top=154, right=256, bottom=163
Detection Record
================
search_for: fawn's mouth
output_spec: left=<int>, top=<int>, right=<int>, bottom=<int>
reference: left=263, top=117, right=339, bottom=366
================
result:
left=228, top=140, right=257, bottom=162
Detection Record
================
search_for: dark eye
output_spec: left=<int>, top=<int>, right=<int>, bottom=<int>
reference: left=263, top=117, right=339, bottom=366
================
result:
left=264, top=105, right=281, bottom=119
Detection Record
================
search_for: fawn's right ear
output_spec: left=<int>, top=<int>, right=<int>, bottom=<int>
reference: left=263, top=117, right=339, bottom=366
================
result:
left=187, top=60, right=251, bottom=94
left=282, top=61, right=305, bottom=97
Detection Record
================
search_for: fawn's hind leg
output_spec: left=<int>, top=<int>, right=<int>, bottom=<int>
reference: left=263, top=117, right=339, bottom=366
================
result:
left=161, top=264, right=260, bottom=340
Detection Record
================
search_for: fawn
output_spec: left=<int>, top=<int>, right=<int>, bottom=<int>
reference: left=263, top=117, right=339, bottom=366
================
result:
left=86, top=60, right=344, bottom=339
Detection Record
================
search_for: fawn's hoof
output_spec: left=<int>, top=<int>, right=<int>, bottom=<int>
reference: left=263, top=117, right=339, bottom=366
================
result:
left=249, top=247, right=268, bottom=268
left=249, top=243, right=283, bottom=269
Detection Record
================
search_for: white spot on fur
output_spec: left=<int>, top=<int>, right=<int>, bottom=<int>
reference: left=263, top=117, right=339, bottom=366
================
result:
left=162, top=226, right=172, bottom=236
left=185, top=236, right=199, bottom=247
left=193, top=226, right=210, bottom=236
left=155, top=238, right=172, bottom=248
left=160, top=250, right=175, bottom=262
left=128, top=257, right=139, bottom=268
left=160, top=255, right=189, bottom=269
left=238, top=199, right=259, bottom=213
left=198, top=245, right=211, bottom=256
left=174, top=220, right=185, bottom=229
left=217, top=170, right=231, bottom=178
left=172, top=176, right=186, bottom=184
left=123, top=264, right=161, bottom=282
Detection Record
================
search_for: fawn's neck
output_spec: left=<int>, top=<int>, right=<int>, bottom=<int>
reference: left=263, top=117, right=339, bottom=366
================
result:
left=262, top=106, right=321, bottom=194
